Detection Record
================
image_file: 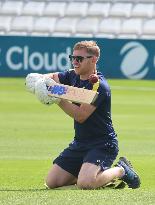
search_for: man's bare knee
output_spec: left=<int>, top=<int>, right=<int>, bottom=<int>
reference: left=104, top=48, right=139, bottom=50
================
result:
left=77, top=177, right=96, bottom=189
left=44, top=182, right=55, bottom=189
left=45, top=176, right=60, bottom=189
left=45, top=164, right=77, bottom=189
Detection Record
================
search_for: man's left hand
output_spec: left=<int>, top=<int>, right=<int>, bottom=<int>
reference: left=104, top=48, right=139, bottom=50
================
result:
left=35, top=78, right=61, bottom=105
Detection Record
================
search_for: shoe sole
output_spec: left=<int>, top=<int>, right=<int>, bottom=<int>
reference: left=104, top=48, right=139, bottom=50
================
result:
left=103, top=179, right=126, bottom=189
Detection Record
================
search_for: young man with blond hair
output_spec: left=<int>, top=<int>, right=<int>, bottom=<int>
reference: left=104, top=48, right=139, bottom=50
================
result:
left=26, top=40, right=140, bottom=189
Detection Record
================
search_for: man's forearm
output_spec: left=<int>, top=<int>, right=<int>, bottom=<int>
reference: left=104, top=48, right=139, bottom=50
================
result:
left=44, top=73, right=60, bottom=83
left=58, top=99, right=96, bottom=123
left=58, top=100, right=82, bottom=122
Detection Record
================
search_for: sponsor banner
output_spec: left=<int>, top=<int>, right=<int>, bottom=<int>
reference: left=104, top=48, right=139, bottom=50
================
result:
left=102, top=39, right=155, bottom=80
left=0, top=36, right=155, bottom=79
left=0, top=36, right=73, bottom=77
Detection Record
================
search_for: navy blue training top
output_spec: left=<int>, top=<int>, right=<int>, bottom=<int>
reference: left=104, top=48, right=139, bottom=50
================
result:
left=58, top=70, right=117, bottom=143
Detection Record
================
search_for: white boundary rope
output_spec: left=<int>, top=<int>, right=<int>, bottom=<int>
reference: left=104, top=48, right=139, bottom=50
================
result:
left=111, top=86, right=155, bottom=91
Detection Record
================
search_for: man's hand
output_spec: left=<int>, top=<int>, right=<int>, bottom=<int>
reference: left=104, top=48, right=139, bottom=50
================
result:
left=25, top=73, right=43, bottom=94
left=35, top=78, right=61, bottom=105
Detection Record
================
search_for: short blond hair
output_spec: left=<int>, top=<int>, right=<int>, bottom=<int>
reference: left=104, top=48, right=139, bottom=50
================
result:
left=73, top=40, right=100, bottom=58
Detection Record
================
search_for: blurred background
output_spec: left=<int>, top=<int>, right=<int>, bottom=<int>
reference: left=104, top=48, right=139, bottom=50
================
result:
left=0, top=0, right=155, bottom=79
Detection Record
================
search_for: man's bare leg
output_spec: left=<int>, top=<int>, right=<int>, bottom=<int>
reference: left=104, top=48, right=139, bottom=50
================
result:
left=45, top=164, right=77, bottom=189
left=77, top=162, right=124, bottom=189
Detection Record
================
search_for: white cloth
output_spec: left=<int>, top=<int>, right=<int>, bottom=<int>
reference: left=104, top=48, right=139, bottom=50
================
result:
left=25, top=73, right=43, bottom=93
left=35, top=78, right=60, bottom=105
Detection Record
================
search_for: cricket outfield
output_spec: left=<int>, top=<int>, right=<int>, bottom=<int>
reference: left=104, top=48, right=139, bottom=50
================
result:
left=0, top=78, right=155, bottom=205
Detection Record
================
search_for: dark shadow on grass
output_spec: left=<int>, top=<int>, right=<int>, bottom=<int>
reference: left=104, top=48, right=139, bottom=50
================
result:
left=0, top=181, right=126, bottom=192
left=0, top=185, right=79, bottom=192
left=0, top=188, right=47, bottom=192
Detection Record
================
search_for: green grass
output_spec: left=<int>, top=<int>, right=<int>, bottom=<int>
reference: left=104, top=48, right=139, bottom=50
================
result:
left=0, top=78, right=155, bottom=205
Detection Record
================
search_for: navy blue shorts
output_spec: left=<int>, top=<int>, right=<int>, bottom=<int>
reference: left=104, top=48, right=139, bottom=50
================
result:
left=53, top=139, right=119, bottom=178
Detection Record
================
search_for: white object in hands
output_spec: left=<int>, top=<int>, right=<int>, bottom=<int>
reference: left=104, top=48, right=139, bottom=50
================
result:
left=25, top=73, right=43, bottom=93
left=35, top=78, right=60, bottom=105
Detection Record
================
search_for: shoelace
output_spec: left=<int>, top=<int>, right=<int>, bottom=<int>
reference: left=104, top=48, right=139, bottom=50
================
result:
left=128, top=160, right=133, bottom=168
left=120, top=157, right=134, bottom=169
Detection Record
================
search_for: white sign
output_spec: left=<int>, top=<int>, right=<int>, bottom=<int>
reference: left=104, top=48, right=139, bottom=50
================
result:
left=5, top=46, right=71, bottom=71
left=120, top=42, right=149, bottom=79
